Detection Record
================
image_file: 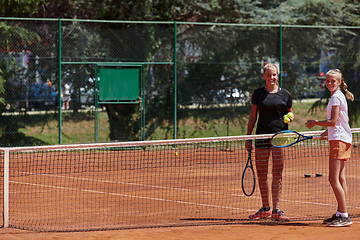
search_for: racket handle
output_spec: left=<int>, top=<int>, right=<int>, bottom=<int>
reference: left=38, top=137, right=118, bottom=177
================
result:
left=313, top=135, right=326, bottom=139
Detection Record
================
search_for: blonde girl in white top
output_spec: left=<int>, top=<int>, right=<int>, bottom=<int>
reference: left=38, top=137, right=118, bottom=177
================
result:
left=305, top=69, right=354, bottom=227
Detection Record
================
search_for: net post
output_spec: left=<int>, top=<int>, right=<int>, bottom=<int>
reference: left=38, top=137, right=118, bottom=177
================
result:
left=3, top=148, right=9, bottom=228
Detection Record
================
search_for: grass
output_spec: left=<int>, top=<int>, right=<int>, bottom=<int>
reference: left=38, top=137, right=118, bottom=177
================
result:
left=174, top=99, right=332, bottom=139
left=12, top=99, right=360, bottom=146
left=17, top=110, right=111, bottom=145
left=289, top=100, right=328, bottom=132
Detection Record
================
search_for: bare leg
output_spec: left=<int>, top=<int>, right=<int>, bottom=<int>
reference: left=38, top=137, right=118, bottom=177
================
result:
left=271, top=147, right=284, bottom=210
left=255, top=148, right=271, bottom=208
left=339, top=161, right=347, bottom=198
left=67, top=100, right=70, bottom=109
left=329, top=158, right=347, bottom=212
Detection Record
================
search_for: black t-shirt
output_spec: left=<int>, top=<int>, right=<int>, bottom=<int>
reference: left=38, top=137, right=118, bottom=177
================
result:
left=252, top=87, right=292, bottom=134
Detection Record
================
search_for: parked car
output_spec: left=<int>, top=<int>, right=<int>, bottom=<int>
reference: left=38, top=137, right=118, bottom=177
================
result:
left=80, top=87, right=95, bottom=106
left=27, top=83, right=58, bottom=110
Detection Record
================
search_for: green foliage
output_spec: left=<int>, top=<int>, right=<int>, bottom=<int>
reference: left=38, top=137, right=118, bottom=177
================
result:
left=0, top=21, right=41, bottom=111
left=0, top=0, right=48, bottom=17
left=0, top=22, right=41, bottom=51
left=2, top=0, right=360, bottom=144
left=326, top=31, right=360, bottom=126
left=73, top=0, right=360, bottom=135
left=0, top=74, right=5, bottom=106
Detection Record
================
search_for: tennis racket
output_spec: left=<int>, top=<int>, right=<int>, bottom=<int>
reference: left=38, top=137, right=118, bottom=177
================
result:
left=241, top=152, right=256, bottom=196
left=271, top=130, right=322, bottom=148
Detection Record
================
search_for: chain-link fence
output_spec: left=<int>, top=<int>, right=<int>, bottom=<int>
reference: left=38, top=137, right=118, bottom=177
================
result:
left=1, top=18, right=360, bottom=146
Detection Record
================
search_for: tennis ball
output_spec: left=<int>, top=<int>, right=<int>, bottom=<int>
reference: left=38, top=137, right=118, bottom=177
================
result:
left=283, top=116, right=290, bottom=124
left=287, top=112, right=294, bottom=119
left=174, top=152, right=178, bottom=156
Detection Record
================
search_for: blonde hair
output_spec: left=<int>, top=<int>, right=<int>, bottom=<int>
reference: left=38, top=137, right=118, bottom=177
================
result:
left=326, top=69, right=354, bottom=101
left=263, top=63, right=279, bottom=86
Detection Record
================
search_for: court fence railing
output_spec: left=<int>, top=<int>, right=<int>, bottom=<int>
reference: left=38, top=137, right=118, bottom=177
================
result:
left=1, top=17, right=360, bottom=146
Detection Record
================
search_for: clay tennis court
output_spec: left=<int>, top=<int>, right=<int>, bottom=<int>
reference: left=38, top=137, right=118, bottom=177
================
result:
left=2, top=219, right=360, bottom=240
left=1, top=135, right=360, bottom=238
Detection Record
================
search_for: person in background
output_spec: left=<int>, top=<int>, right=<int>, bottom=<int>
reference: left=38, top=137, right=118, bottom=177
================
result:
left=245, top=63, right=293, bottom=221
left=306, top=69, right=354, bottom=227
left=62, top=81, right=71, bottom=110
left=46, top=79, right=52, bottom=88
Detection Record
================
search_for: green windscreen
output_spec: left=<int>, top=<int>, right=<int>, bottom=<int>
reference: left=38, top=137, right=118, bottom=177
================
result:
left=99, top=68, right=139, bottom=101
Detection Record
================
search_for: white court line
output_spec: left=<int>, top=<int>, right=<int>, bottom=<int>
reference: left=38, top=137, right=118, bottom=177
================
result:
left=10, top=180, right=254, bottom=212
left=15, top=171, right=258, bottom=199
left=13, top=171, right=360, bottom=210
left=10, top=190, right=53, bottom=194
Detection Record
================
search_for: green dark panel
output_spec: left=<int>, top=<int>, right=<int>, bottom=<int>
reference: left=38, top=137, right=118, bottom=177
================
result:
left=99, top=68, right=139, bottom=100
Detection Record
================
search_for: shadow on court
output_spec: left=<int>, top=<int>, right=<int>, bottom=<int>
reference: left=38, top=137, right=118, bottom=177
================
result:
left=180, top=218, right=312, bottom=227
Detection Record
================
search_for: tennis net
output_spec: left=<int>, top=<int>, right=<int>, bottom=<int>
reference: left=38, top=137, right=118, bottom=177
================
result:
left=1, top=129, right=360, bottom=231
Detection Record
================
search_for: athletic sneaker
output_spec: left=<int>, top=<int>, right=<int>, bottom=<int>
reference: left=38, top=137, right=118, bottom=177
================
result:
left=327, top=216, right=353, bottom=227
left=271, top=210, right=290, bottom=221
left=323, top=214, right=338, bottom=224
left=249, top=207, right=272, bottom=219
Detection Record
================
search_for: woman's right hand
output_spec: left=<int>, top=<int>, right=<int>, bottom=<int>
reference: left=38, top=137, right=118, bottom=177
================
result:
left=245, top=140, right=252, bottom=152
left=320, top=130, right=328, bottom=140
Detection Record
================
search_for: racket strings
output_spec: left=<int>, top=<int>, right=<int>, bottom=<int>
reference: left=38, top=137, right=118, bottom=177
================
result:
left=272, top=133, right=299, bottom=147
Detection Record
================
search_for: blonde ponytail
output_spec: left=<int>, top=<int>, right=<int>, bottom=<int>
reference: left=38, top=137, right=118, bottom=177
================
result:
left=341, top=82, right=354, bottom=101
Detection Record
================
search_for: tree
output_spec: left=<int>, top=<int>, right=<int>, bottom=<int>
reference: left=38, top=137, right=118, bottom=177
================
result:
left=39, top=0, right=360, bottom=136
left=0, top=0, right=48, bottom=17
left=0, top=21, right=41, bottom=110
left=0, top=0, right=46, bottom=110
left=2, top=0, right=360, bottom=142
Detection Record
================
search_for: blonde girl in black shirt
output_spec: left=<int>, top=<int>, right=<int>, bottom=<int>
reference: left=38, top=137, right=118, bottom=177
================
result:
left=245, top=63, right=293, bottom=221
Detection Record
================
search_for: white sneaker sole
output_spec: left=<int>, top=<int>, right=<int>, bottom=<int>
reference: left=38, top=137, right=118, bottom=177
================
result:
left=327, top=221, right=353, bottom=227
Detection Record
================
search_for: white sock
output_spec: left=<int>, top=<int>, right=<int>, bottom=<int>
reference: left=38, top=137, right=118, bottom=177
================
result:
left=340, top=212, right=349, bottom=218
left=336, top=211, right=341, bottom=217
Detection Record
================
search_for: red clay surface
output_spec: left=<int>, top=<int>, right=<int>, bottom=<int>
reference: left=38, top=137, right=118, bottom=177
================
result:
left=1, top=219, right=360, bottom=240
left=1, top=141, right=360, bottom=233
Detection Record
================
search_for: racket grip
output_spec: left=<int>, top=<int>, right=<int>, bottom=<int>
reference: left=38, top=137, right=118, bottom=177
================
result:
left=313, top=135, right=326, bottom=139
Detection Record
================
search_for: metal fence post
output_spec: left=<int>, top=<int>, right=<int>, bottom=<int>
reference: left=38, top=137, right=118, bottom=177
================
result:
left=173, top=22, right=177, bottom=140
left=58, top=18, right=62, bottom=144
left=279, top=24, right=283, bottom=88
